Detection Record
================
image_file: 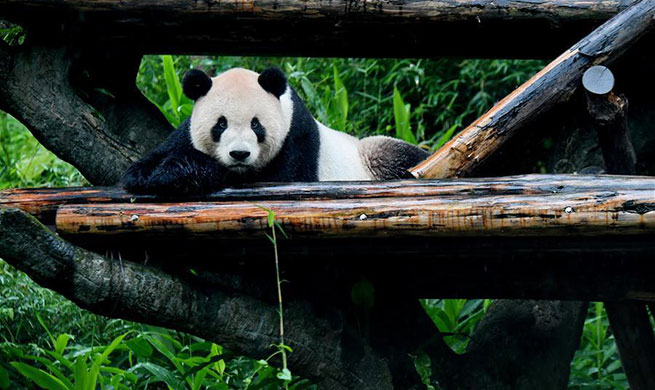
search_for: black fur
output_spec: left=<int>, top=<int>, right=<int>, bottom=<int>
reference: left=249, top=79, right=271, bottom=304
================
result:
left=362, top=138, right=430, bottom=180
left=257, top=68, right=287, bottom=98
left=122, top=88, right=320, bottom=194
left=211, top=117, right=227, bottom=142
left=183, top=70, right=212, bottom=100
left=252, top=117, right=266, bottom=143
left=121, top=120, right=226, bottom=195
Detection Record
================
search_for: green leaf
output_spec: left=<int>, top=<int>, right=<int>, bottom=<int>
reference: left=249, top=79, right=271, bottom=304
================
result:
left=125, top=337, right=153, bottom=358
left=73, top=356, right=87, bottom=390
left=0, top=366, right=10, bottom=389
left=94, top=332, right=130, bottom=366
left=54, top=334, right=72, bottom=355
left=276, top=368, right=292, bottom=382
left=393, top=87, right=417, bottom=144
left=162, top=55, right=182, bottom=121
left=131, top=362, right=180, bottom=389
left=35, top=311, right=55, bottom=347
left=144, top=334, right=184, bottom=373
left=332, top=66, right=349, bottom=130
left=10, top=362, right=70, bottom=390
left=191, top=367, right=209, bottom=390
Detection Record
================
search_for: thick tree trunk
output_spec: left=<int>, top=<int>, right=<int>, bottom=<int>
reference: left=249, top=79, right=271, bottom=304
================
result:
left=0, top=42, right=172, bottom=185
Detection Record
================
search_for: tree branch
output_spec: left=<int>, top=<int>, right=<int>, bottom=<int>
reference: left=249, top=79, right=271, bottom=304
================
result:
left=0, top=40, right=171, bottom=185
left=0, top=206, right=439, bottom=390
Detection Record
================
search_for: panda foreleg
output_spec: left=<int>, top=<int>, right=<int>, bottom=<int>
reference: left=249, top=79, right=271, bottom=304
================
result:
left=122, top=121, right=225, bottom=195
left=359, top=136, right=430, bottom=180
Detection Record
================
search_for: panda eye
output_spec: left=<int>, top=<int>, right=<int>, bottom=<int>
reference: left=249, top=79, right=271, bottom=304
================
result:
left=217, top=116, right=228, bottom=129
left=251, top=117, right=260, bottom=129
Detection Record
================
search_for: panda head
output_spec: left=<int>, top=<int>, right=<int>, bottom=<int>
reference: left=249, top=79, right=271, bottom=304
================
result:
left=183, top=67, right=292, bottom=173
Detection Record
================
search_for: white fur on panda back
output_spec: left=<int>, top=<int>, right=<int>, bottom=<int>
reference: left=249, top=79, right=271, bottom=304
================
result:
left=316, top=123, right=374, bottom=181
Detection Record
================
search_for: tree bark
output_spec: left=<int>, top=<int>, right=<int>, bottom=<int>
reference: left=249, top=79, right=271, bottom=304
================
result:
left=605, top=302, right=655, bottom=390
left=0, top=207, right=444, bottom=390
left=39, top=176, right=655, bottom=238
left=410, top=0, right=655, bottom=179
left=0, top=42, right=172, bottom=185
left=0, top=0, right=641, bottom=58
left=586, top=91, right=637, bottom=174
left=446, top=300, right=587, bottom=390
left=3, top=173, right=654, bottom=225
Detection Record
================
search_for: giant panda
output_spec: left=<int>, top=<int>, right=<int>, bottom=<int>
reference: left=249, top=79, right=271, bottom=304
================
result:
left=122, top=67, right=429, bottom=194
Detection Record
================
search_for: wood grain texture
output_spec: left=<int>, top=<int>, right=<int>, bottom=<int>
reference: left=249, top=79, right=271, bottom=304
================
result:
left=0, top=0, right=639, bottom=58
left=47, top=175, right=655, bottom=238
left=3, top=174, right=654, bottom=224
left=410, top=0, right=655, bottom=178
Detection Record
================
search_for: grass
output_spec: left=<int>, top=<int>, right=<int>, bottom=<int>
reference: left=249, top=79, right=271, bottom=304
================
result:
left=0, top=55, right=628, bottom=389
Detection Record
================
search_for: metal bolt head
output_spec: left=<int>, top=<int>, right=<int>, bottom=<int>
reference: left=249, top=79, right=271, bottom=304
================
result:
left=582, top=65, right=614, bottom=95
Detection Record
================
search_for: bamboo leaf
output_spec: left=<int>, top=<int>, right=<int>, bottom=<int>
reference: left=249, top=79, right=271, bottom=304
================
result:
left=393, top=87, right=416, bottom=144
left=10, top=362, right=70, bottom=390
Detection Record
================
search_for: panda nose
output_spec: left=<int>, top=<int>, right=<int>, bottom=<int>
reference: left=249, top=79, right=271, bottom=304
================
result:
left=230, top=150, right=251, bottom=161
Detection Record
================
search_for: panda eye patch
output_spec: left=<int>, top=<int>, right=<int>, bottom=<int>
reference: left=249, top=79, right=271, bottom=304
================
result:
left=251, top=117, right=266, bottom=143
left=212, top=116, right=228, bottom=142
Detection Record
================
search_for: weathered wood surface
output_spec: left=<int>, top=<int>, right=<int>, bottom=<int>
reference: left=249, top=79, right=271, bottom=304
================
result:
left=605, top=302, right=655, bottom=390
left=586, top=90, right=637, bottom=174
left=29, top=175, right=652, bottom=238
left=0, top=0, right=640, bottom=58
left=410, top=0, right=655, bottom=179
left=3, top=174, right=654, bottom=225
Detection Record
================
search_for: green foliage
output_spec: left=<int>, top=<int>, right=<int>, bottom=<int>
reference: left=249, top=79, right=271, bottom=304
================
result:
left=392, top=87, right=416, bottom=144
left=568, top=303, right=627, bottom=390
left=0, top=21, right=25, bottom=46
left=137, top=56, right=544, bottom=148
left=421, top=299, right=491, bottom=354
left=0, top=113, right=86, bottom=189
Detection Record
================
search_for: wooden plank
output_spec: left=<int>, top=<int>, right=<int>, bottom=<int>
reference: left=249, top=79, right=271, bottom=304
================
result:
left=0, top=0, right=640, bottom=58
left=3, top=174, right=654, bottom=225
left=410, top=0, right=655, bottom=178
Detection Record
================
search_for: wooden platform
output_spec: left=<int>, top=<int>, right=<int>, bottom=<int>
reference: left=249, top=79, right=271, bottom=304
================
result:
left=3, top=174, right=655, bottom=300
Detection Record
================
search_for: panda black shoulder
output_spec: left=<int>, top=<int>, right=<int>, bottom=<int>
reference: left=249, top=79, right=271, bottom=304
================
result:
left=257, top=88, right=321, bottom=182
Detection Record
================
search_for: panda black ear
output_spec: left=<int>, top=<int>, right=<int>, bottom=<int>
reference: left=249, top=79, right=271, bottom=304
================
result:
left=183, top=69, right=212, bottom=101
left=258, top=68, right=287, bottom=99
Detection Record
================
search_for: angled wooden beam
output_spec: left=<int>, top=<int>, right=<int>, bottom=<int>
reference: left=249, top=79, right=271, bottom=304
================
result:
left=410, top=0, right=655, bottom=179
left=0, top=0, right=642, bottom=58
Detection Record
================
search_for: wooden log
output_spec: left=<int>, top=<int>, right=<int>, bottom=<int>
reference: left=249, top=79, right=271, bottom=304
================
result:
left=605, top=302, right=655, bottom=390
left=410, top=0, right=655, bottom=179
left=584, top=67, right=637, bottom=175
left=0, top=0, right=640, bottom=58
left=51, top=179, right=655, bottom=238
left=585, top=68, right=654, bottom=390
left=3, top=174, right=654, bottom=225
